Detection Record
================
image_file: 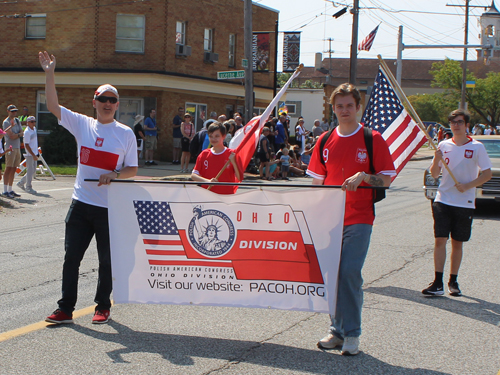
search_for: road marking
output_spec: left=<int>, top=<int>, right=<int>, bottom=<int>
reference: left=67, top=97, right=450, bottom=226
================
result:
left=0, top=305, right=96, bottom=343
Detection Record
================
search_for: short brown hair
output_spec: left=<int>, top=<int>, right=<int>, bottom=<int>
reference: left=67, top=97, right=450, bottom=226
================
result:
left=208, top=121, right=226, bottom=136
left=448, top=109, right=470, bottom=124
left=330, top=83, right=361, bottom=107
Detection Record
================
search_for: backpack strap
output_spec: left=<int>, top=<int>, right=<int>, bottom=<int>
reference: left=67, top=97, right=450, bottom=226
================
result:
left=319, top=129, right=334, bottom=167
left=363, top=126, right=374, bottom=174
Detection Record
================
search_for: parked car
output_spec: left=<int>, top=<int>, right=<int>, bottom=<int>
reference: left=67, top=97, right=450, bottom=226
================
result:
left=423, top=135, right=500, bottom=202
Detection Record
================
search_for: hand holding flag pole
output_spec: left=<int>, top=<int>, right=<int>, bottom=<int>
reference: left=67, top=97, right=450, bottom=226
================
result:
left=376, top=55, right=459, bottom=185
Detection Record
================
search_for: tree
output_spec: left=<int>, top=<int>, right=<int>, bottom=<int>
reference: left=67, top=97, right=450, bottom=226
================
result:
left=277, top=72, right=299, bottom=88
left=431, top=58, right=500, bottom=127
left=408, top=92, right=457, bottom=125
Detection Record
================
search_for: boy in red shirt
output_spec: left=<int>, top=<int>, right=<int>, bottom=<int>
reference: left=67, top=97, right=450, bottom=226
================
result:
left=191, top=122, right=242, bottom=194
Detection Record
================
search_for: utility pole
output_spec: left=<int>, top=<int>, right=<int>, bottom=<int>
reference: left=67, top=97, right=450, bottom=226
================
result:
left=244, top=0, right=254, bottom=121
left=461, top=0, right=470, bottom=110
left=324, top=37, right=334, bottom=78
left=349, top=0, right=359, bottom=84
left=447, top=1, right=487, bottom=109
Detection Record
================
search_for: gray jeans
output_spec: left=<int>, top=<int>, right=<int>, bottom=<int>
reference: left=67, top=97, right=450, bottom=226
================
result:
left=19, top=154, right=37, bottom=189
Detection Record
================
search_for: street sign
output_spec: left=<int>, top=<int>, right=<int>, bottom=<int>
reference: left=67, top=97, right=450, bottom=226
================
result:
left=217, top=70, right=245, bottom=80
left=242, top=59, right=248, bottom=68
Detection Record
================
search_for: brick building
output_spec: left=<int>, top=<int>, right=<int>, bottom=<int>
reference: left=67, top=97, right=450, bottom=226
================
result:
left=0, top=0, right=278, bottom=161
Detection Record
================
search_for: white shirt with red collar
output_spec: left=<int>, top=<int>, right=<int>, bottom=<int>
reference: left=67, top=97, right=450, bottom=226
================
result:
left=60, top=106, right=138, bottom=208
left=436, top=137, right=492, bottom=209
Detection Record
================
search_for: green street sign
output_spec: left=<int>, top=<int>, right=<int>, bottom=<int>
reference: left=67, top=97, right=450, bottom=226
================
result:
left=217, top=70, right=245, bottom=80
left=242, top=59, right=248, bottom=68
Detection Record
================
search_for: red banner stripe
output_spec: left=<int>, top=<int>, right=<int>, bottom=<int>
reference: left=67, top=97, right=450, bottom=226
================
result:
left=385, top=115, right=412, bottom=146
left=391, top=125, right=422, bottom=161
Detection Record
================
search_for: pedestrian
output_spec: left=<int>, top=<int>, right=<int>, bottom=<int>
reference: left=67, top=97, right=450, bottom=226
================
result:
left=312, top=119, right=324, bottom=138
left=2, top=104, right=24, bottom=198
left=279, top=147, right=291, bottom=180
left=180, top=113, right=195, bottom=173
left=133, top=114, right=145, bottom=160
left=0, top=126, right=13, bottom=185
left=172, top=107, right=184, bottom=164
left=17, top=116, right=39, bottom=194
left=144, top=109, right=158, bottom=165
left=422, top=109, right=492, bottom=297
left=320, top=117, right=330, bottom=132
left=39, top=51, right=138, bottom=325
left=307, top=83, right=395, bottom=355
left=257, top=127, right=272, bottom=180
left=274, top=113, right=287, bottom=152
left=191, top=121, right=241, bottom=195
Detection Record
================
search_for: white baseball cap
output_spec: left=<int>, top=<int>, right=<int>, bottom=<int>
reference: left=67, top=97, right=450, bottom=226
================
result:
left=94, top=84, right=119, bottom=99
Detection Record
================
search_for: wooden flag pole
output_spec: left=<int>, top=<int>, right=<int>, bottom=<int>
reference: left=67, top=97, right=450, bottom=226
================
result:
left=207, top=158, right=232, bottom=191
left=377, top=55, right=459, bottom=185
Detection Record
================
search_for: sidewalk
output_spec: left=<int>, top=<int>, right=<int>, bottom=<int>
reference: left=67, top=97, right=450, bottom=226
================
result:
left=136, top=147, right=435, bottom=180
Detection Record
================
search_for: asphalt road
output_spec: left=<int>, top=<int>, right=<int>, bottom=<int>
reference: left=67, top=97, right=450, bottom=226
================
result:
left=0, top=162, right=499, bottom=375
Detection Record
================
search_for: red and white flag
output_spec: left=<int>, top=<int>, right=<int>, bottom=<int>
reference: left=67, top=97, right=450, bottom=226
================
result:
left=358, top=25, right=379, bottom=52
left=361, top=67, right=426, bottom=175
left=229, top=68, right=301, bottom=173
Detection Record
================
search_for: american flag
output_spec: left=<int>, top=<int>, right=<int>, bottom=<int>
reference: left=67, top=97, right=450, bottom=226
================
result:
left=133, top=200, right=232, bottom=267
left=358, top=25, right=379, bottom=52
left=361, top=67, right=426, bottom=175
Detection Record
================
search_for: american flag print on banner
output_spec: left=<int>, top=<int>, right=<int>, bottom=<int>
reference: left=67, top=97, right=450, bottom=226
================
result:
left=361, top=67, right=426, bottom=175
left=133, top=200, right=233, bottom=268
left=358, top=25, right=379, bottom=52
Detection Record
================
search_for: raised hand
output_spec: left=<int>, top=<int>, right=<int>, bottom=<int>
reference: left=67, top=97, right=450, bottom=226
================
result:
left=39, top=51, right=56, bottom=73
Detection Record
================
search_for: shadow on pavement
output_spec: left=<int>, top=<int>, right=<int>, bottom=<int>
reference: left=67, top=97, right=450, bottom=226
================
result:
left=68, top=321, right=447, bottom=374
left=365, top=286, right=500, bottom=327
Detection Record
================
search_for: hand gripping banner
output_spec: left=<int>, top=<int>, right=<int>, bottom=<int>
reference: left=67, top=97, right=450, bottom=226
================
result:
left=108, top=183, right=344, bottom=314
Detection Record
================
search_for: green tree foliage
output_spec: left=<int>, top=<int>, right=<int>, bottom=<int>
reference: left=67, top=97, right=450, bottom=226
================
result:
left=277, top=72, right=299, bottom=88
left=408, top=92, right=456, bottom=125
left=430, top=58, right=500, bottom=127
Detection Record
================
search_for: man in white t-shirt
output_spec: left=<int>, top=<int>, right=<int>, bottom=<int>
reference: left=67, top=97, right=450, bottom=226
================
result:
left=17, top=116, right=39, bottom=194
left=39, top=51, right=138, bottom=325
left=422, top=109, right=492, bottom=297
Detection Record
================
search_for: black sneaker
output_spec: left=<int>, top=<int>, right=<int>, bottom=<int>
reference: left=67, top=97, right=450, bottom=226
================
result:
left=150, top=161, right=158, bottom=165
left=10, top=191, right=21, bottom=197
left=422, top=282, right=444, bottom=296
left=144, top=161, right=151, bottom=165
left=448, top=281, right=462, bottom=297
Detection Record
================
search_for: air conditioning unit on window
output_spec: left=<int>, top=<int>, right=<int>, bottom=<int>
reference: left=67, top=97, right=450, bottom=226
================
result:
left=204, top=52, right=219, bottom=63
left=175, top=44, right=192, bottom=56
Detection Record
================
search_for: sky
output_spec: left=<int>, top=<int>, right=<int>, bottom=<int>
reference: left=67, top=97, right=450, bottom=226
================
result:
left=254, top=0, right=496, bottom=71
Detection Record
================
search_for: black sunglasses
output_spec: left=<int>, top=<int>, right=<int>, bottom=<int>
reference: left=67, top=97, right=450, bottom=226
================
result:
left=96, top=96, right=118, bottom=104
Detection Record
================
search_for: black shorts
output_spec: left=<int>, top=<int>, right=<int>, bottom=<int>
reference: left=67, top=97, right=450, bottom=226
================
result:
left=281, top=165, right=289, bottom=173
left=432, top=201, right=474, bottom=242
left=257, top=152, right=269, bottom=163
left=181, top=137, right=191, bottom=152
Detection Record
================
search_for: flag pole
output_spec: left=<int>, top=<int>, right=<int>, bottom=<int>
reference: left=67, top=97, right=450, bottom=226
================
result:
left=377, top=55, right=459, bottom=185
left=207, top=63, right=304, bottom=190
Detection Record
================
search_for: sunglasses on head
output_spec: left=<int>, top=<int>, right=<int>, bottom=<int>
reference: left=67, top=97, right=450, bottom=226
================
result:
left=96, top=96, right=118, bottom=104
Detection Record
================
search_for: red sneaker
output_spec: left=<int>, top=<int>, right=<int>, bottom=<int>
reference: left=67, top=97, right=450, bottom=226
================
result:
left=45, top=309, right=73, bottom=324
left=92, top=309, right=110, bottom=324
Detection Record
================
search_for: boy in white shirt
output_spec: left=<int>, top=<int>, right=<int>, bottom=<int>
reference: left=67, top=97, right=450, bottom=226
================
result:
left=17, top=116, right=39, bottom=193
left=422, top=109, right=492, bottom=297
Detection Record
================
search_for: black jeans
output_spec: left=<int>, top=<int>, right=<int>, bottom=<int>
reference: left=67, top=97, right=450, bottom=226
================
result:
left=58, top=199, right=112, bottom=314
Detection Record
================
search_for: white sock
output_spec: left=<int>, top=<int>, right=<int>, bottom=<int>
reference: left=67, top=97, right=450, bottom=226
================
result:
left=8, top=185, right=13, bottom=192
left=3, top=185, right=7, bottom=193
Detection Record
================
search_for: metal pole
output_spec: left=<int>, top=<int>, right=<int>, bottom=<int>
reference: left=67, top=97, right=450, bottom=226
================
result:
left=396, top=26, right=403, bottom=85
left=348, top=0, right=359, bottom=84
left=244, top=0, right=254, bottom=121
left=273, top=19, right=278, bottom=117
left=460, top=0, right=470, bottom=109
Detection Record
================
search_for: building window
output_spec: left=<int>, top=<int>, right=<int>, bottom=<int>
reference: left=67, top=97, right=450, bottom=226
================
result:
left=186, top=102, right=207, bottom=132
left=26, top=14, right=46, bottom=39
left=228, top=34, right=236, bottom=67
left=36, top=91, right=58, bottom=133
left=176, top=21, right=186, bottom=45
left=204, top=28, right=213, bottom=52
left=116, top=14, right=145, bottom=53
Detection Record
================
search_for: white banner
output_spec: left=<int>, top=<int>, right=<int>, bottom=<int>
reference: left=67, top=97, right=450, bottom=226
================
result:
left=108, top=183, right=344, bottom=314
